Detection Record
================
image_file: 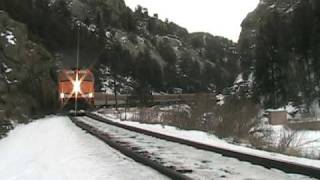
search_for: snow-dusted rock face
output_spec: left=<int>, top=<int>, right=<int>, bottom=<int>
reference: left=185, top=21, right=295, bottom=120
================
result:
left=1, top=0, right=240, bottom=94
left=0, top=11, right=57, bottom=137
left=239, top=0, right=304, bottom=73
left=238, top=0, right=320, bottom=108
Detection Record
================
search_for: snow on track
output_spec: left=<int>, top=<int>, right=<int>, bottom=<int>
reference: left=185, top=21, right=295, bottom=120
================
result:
left=79, top=116, right=314, bottom=180
left=0, top=116, right=167, bottom=180
left=96, top=112, right=320, bottom=169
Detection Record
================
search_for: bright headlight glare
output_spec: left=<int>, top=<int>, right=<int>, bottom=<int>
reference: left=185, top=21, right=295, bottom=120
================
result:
left=89, top=92, right=93, bottom=98
left=60, top=93, right=65, bottom=99
left=73, top=80, right=81, bottom=93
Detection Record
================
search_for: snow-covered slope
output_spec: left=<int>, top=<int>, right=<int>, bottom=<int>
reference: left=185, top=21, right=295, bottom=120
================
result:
left=80, top=116, right=315, bottom=179
left=95, top=111, right=320, bottom=169
left=0, top=116, right=167, bottom=180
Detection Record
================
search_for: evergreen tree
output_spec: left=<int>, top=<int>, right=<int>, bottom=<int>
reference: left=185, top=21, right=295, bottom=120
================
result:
left=179, top=51, right=202, bottom=91
left=132, top=50, right=162, bottom=105
left=134, top=50, right=162, bottom=90
left=291, top=1, right=315, bottom=105
left=254, top=11, right=287, bottom=108
left=134, top=5, right=144, bottom=18
left=158, top=41, right=177, bottom=64
left=121, top=8, right=137, bottom=32
left=0, top=0, right=5, bottom=10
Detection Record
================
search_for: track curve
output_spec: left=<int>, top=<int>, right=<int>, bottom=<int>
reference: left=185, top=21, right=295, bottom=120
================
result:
left=70, top=116, right=191, bottom=180
left=84, top=112, right=320, bottom=179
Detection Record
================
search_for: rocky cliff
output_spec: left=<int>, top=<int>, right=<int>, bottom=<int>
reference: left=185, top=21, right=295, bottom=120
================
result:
left=238, top=0, right=320, bottom=108
left=0, top=0, right=240, bottom=95
left=0, top=11, right=57, bottom=137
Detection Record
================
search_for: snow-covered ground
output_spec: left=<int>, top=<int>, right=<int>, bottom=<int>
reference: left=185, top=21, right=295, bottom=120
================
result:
left=0, top=116, right=167, bottom=180
left=266, top=125, right=320, bottom=156
left=0, top=30, right=17, bottom=46
left=79, top=116, right=314, bottom=180
left=94, top=110, right=320, bottom=169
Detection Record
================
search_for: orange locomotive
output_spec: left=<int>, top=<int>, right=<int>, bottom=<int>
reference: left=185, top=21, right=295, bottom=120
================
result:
left=58, top=69, right=95, bottom=109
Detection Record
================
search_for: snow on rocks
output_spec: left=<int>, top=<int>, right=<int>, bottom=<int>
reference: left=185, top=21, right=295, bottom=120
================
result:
left=48, top=0, right=56, bottom=7
left=1, top=30, right=17, bottom=46
left=0, top=116, right=167, bottom=180
left=4, top=68, right=12, bottom=73
left=1, top=63, right=18, bottom=84
left=1, top=63, right=12, bottom=73
left=267, top=125, right=320, bottom=157
left=216, top=94, right=225, bottom=105
left=88, top=24, right=96, bottom=33
left=105, top=31, right=112, bottom=38
left=269, top=4, right=276, bottom=9
left=234, top=73, right=243, bottom=84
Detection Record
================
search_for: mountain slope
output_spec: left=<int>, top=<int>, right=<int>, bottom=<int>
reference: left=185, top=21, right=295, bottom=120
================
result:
left=0, top=0, right=240, bottom=94
left=238, top=0, right=320, bottom=108
left=0, top=11, right=57, bottom=137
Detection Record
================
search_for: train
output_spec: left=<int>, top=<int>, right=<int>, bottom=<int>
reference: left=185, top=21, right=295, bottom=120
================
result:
left=58, top=69, right=95, bottom=109
left=94, top=93, right=199, bottom=107
left=58, top=69, right=216, bottom=109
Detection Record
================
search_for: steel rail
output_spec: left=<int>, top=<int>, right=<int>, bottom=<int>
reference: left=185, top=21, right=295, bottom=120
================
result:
left=70, top=116, right=191, bottom=180
left=86, top=112, right=320, bottom=179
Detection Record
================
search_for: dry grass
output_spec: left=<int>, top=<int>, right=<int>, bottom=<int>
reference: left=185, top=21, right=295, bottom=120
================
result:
left=288, top=121, right=320, bottom=131
left=250, top=126, right=320, bottom=159
left=136, top=107, right=159, bottom=124
left=114, top=101, right=320, bottom=160
left=125, top=94, right=261, bottom=139
left=126, top=104, right=194, bottom=129
left=214, top=96, right=260, bottom=138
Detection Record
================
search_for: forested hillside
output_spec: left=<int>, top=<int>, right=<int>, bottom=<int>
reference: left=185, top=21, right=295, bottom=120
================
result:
left=0, top=0, right=240, bottom=95
left=2, top=0, right=320, bottom=139
left=0, top=11, right=57, bottom=137
left=239, top=0, right=320, bottom=109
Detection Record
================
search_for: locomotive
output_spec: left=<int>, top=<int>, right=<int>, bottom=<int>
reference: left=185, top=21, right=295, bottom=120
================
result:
left=58, top=69, right=216, bottom=109
left=58, top=69, right=95, bottom=110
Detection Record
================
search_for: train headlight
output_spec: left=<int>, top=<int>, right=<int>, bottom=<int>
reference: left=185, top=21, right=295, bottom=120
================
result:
left=60, top=93, right=65, bottom=99
left=73, top=79, right=81, bottom=94
left=89, top=92, right=93, bottom=98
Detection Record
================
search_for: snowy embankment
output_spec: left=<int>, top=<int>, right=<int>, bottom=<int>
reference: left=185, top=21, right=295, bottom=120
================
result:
left=0, top=116, right=167, bottom=180
left=94, top=111, right=320, bottom=169
left=264, top=124, right=320, bottom=156
left=79, top=116, right=314, bottom=180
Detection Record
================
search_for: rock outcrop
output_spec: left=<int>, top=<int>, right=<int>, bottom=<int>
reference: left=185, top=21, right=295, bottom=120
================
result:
left=0, top=11, right=57, bottom=137
left=1, top=0, right=240, bottom=94
left=238, top=0, right=320, bottom=108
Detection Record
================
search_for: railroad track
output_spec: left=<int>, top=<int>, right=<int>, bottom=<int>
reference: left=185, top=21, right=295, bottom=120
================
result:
left=70, top=113, right=320, bottom=179
left=70, top=116, right=190, bottom=180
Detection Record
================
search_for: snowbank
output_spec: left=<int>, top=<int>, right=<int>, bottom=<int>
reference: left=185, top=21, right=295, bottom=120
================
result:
left=0, top=116, right=166, bottom=180
left=95, top=111, right=320, bottom=169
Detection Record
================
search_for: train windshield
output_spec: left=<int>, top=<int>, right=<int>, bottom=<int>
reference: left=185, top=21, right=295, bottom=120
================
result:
left=59, top=70, right=93, bottom=82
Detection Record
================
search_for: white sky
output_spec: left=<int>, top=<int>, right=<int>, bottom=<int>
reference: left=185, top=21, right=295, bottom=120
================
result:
left=124, top=0, right=260, bottom=42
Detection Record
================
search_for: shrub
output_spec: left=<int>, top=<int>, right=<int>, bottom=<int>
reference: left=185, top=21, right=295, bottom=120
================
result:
left=0, top=118, right=12, bottom=138
left=215, top=95, right=260, bottom=138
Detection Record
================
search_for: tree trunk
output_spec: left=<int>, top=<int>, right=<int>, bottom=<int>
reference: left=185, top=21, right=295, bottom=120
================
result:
left=113, top=75, right=118, bottom=110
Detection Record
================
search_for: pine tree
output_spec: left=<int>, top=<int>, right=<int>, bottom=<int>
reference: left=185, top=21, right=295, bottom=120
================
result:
left=291, top=1, right=315, bottom=105
left=158, top=41, right=177, bottom=64
left=255, top=11, right=287, bottom=108
left=0, top=0, right=5, bottom=10
left=121, top=8, right=137, bottom=32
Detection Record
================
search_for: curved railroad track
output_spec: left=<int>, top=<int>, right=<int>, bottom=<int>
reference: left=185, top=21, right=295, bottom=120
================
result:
left=70, top=116, right=190, bottom=180
left=70, top=113, right=320, bottom=179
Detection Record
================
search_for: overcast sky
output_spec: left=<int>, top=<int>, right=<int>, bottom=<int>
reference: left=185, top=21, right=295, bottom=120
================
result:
left=124, top=0, right=260, bottom=42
